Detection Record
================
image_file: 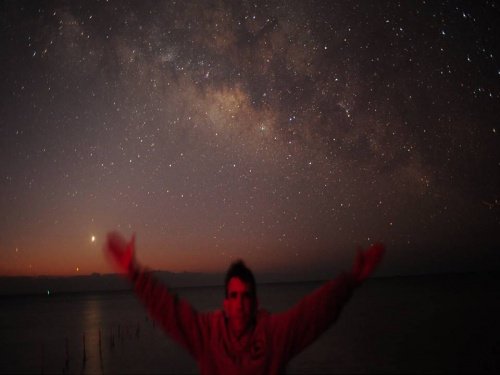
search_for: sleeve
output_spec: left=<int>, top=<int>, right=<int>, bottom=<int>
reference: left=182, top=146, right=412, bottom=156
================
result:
left=270, top=272, right=357, bottom=360
left=128, top=265, right=210, bottom=358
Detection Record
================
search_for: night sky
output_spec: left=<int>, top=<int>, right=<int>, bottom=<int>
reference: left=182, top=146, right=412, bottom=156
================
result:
left=1, top=0, right=499, bottom=278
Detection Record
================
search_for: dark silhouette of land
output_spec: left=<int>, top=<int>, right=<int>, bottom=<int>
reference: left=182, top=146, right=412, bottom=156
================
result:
left=0, top=271, right=227, bottom=297
left=1, top=269, right=498, bottom=297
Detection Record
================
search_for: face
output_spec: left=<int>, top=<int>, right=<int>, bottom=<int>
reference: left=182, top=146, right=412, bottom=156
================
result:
left=223, top=277, right=256, bottom=337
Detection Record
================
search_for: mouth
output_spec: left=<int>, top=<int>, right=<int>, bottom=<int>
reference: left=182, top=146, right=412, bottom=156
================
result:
left=233, top=314, right=249, bottom=323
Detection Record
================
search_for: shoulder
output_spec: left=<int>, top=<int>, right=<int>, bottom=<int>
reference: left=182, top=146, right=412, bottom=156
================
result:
left=206, top=309, right=225, bottom=328
left=211, top=309, right=224, bottom=320
left=255, top=309, right=272, bottom=326
left=257, top=308, right=271, bottom=319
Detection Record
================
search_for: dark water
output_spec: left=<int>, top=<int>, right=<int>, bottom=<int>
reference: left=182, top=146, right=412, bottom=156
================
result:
left=0, top=274, right=498, bottom=374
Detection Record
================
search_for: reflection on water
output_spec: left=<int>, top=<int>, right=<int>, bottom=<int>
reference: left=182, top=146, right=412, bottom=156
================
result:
left=68, top=293, right=151, bottom=374
left=0, top=291, right=153, bottom=374
left=80, top=296, right=103, bottom=374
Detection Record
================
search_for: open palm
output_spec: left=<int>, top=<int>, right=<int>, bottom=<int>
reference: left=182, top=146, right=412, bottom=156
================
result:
left=351, top=243, right=385, bottom=285
left=104, top=231, right=136, bottom=274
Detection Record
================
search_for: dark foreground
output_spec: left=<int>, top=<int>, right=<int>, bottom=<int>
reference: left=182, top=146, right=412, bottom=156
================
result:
left=0, top=272, right=498, bottom=373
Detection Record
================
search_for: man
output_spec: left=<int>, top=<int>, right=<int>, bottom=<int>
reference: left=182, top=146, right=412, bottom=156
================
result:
left=104, top=231, right=384, bottom=374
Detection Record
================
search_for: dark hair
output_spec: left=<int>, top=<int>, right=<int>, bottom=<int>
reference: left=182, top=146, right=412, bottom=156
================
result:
left=224, top=259, right=257, bottom=299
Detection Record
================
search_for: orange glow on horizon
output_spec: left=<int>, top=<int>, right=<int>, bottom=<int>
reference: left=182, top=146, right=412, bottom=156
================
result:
left=0, top=232, right=346, bottom=277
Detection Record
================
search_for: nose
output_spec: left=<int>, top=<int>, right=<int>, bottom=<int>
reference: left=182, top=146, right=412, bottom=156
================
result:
left=236, top=294, right=244, bottom=309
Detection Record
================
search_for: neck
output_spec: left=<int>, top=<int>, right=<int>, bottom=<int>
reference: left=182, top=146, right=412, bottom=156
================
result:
left=231, top=324, right=249, bottom=340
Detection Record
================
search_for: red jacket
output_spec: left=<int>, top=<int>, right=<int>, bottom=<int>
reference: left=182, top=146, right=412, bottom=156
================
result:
left=130, top=269, right=356, bottom=374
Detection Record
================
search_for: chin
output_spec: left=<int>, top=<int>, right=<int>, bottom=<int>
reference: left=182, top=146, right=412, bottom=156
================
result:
left=232, top=320, right=248, bottom=331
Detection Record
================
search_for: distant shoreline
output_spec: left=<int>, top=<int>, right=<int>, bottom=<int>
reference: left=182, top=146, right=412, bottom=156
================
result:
left=0, top=270, right=498, bottom=298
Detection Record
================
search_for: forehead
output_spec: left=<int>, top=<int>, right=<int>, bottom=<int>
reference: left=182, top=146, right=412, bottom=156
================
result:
left=227, top=277, right=251, bottom=292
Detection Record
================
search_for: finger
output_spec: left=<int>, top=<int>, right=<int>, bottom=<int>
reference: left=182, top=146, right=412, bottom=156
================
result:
left=125, top=233, right=136, bottom=262
left=351, top=246, right=364, bottom=282
left=129, top=233, right=136, bottom=252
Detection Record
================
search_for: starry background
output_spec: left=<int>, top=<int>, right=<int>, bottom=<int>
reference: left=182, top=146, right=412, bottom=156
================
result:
left=0, top=0, right=499, bottom=278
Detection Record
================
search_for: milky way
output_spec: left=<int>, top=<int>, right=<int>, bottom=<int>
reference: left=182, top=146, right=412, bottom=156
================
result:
left=1, top=1, right=499, bottom=277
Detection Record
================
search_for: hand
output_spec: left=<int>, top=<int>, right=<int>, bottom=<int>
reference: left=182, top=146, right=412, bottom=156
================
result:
left=104, top=231, right=136, bottom=274
left=351, top=242, right=385, bottom=285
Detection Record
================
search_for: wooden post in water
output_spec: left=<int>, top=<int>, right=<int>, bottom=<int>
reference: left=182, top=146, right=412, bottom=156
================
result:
left=40, top=341, right=44, bottom=374
left=99, top=327, right=104, bottom=372
left=109, top=328, right=115, bottom=349
left=82, top=333, right=87, bottom=363
left=64, top=337, right=69, bottom=371
left=99, top=328, right=103, bottom=362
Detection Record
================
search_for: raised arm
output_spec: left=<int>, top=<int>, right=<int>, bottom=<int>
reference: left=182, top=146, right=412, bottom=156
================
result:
left=271, top=243, right=385, bottom=361
left=104, top=231, right=209, bottom=357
